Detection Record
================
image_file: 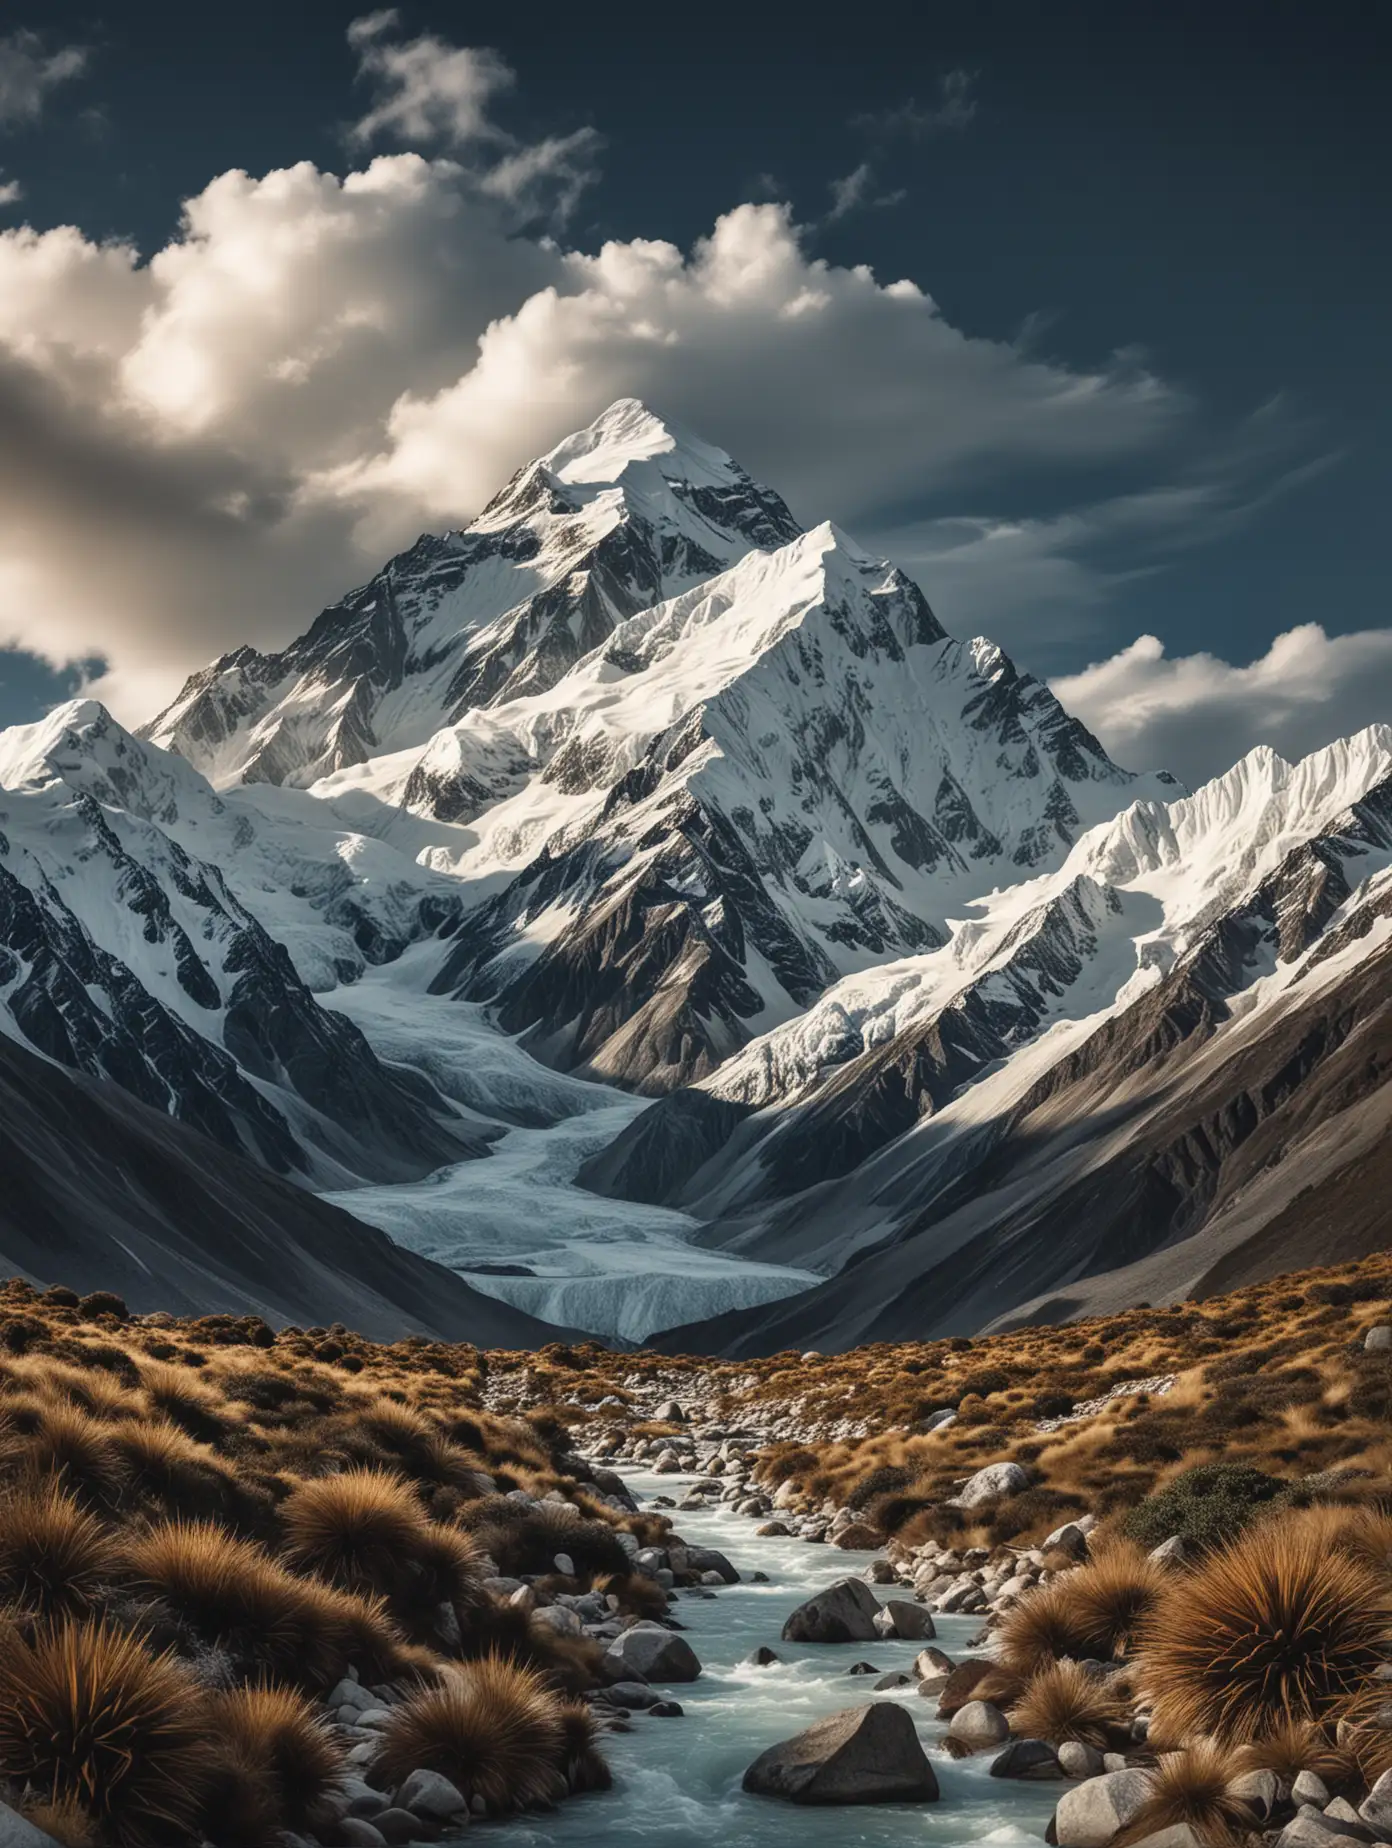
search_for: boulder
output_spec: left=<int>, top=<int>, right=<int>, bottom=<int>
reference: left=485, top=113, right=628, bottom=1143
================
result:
left=935, top=1657, right=994, bottom=1716
left=832, top=1522, right=886, bottom=1550
left=756, top=1521, right=791, bottom=1537
left=948, top=1700, right=1010, bottom=1749
left=0, top=1805, right=63, bottom=1848
left=913, top=1646, right=954, bottom=1679
left=670, top=1544, right=740, bottom=1584
left=1228, top=1768, right=1282, bottom=1819
left=340, top=1822, right=388, bottom=1848
left=1053, top=1769, right=1154, bottom=1847
left=656, top=1399, right=686, bottom=1421
left=875, top=1672, right=914, bottom=1690
left=393, top=1768, right=468, bottom=1821
left=371, top=1811, right=422, bottom=1845
left=602, top=1622, right=702, bottom=1683
left=846, top=1661, right=880, bottom=1676
left=1361, top=1770, right=1392, bottom=1836
left=1293, top=1772, right=1331, bottom=1809
left=1043, top=1524, right=1089, bottom=1561
left=955, top=1462, right=1030, bottom=1509
left=603, top=1681, right=662, bottom=1710
left=1057, top=1741, right=1106, bottom=1780
left=874, top=1599, right=937, bottom=1641
left=1126, top=1829, right=1204, bottom=1848
left=742, top=1702, right=940, bottom=1805
left=746, top=1646, right=780, bottom=1667
left=1280, top=1803, right=1376, bottom=1845
left=991, top=1740, right=1065, bottom=1780
left=1364, top=1327, right=1392, bottom=1353
left=781, top=1577, right=882, bottom=1644
left=866, top=1559, right=897, bottom=1584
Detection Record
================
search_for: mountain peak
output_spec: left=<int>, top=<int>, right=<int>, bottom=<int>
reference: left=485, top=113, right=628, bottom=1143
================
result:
left=540, top=397, right=742, bottom=492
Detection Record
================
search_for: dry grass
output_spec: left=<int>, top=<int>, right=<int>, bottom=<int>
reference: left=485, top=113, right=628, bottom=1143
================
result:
left=1007, top=1660, right=1130, bottom=1747
left=0, top=1620, right=213, bottom=1848
left=0, top=1484, right=118, bottom=1616
left=209, top=1684, right=347, bottom=1831
left=372, top=1655, right=568, bottom=1811
left=1141, top=1521, right=1392, bottom=1744
left=1116, top=1741, right=1250, bottom=1848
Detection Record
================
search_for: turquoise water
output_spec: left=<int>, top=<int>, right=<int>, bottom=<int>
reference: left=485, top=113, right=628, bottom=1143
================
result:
left=508, top=1469, right=1056, bottom=1848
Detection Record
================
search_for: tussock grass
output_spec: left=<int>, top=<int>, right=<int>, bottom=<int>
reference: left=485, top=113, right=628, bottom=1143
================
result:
left=0, top=1484, right=117, bottom=1616
left=1116, top=1741, right=1250, bottom=1848
left=372, top=1655, right=569, bottom=1811
left=1007, top=1660, right=1129, bottom=1747
left=1142, top=1521, right=1392, bottom=1744
left=0, top=1620, right=212, bottom=1848
left=209, top=1684, right=347, bottom=1831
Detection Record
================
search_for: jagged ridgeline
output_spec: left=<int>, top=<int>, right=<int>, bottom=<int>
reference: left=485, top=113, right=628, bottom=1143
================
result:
left=0, top=399, right=1389, bottom=1342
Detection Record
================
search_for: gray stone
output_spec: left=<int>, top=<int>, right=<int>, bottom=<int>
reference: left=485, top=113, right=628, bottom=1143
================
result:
left=1364, top=1327, right=1392, bottom=1353
left=990, top=1739, right=1065, bottom=1780
left=339, top=1823, right=389, bottom=1848
left=532, top=1603, right=584, bottom=1637
left=1326, top=1799, right=1371, bottom=1830
left=873, top=1599, right=936, bottom=1641
left=781, top=1577, right=882, bottom=1644
left=1361, top=1771, right=1392, bottom=1836
left=1053, top=1770, right=1154, bottom=1847
left=1042, top=1524, right=1089, bottom=1561
left=874, top=1672, right=914, bottom=1690
left=1057, top=1741, right=1106, bottom=1780
left=955, top=1462, right=1030, bottom=1509
left=1281, top=1802, right=1376, bottom=1845
left=395, top=1768, right=469, bottom=1821
left=1148, top=1535, right=1190, bottom=1570
left=0, top=1804, right=63, bottom=1848
left=602, top=1622, right=702, bottom=1683
left=948, top=1701, right=1011, bottom=1749
left=603, top=1681, right=662, bottom=1710
left=913, top=1646, right=954, bottom=1679
left=370, top=1811, right=422, bottom=1845
left=1126, top=1829, right=1204, bottom=1848
left=552, top=1551, right=576, bottom=1577
left=742, top=1701, right=940, bottom=1805
left=1293, top=1772, right=1331, bottom=1809
left=1228, top=1768, right=1282, bottom=1818
left=746, top=1646, right=780, bottom=1667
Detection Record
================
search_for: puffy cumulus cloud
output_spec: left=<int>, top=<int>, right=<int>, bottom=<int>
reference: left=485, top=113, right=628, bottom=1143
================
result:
left=0, top=151, right=1181, bottom=723
left=0, top=29, right=87, bottom=130
left=1051, top=625, right=1392, bottom=783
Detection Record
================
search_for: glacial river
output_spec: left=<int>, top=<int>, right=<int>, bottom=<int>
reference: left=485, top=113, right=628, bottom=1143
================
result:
left=510, top=1467, right=1056, bottom=1848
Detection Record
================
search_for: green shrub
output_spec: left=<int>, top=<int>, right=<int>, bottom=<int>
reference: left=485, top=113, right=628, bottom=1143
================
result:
left=1122, top=1463, right=1285, bottom=1551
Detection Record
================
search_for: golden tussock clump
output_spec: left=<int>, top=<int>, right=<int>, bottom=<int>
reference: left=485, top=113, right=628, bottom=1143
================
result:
left=0, top=1483, right=118, bottom=1617
left=1007, top=1660, right=1130, bottom=1748
left=207, top=1684, right=348, bottom=1832
left=1141, top=1520, right=1392, bottom=1745
left=1116, top=1741, right=1251, bottom=1848
left=371, top=1655, right=568, bottom=1811
left=0, top=1619, right=213, bottom=1848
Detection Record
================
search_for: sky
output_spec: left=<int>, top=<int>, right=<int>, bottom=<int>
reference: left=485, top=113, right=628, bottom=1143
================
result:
left=0, top=0, right=1388, bottom=781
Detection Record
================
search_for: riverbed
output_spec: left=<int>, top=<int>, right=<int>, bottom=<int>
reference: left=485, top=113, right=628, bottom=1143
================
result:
left=510, top=1467, right=1057, bottom=1848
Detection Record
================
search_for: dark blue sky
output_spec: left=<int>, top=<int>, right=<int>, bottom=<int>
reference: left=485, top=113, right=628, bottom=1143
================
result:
left=1, top=0, right=1388, bottom=769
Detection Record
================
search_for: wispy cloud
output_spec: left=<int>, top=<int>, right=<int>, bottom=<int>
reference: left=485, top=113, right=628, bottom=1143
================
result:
left=825, top=161, right=905, bottom=223
left=0, top=177, right=22, bottom=205
left=0, top=28, right=88, bottom=131
left=854, top=69, right=979, bottom=141
left=345, top=12, right=601, bottom=221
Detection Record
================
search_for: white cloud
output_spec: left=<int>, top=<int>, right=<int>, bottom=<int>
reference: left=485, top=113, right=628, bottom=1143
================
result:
left=0, top=140, right=1182, bottom=726
left=1051, top=625, right=1392, bottom=781
left=0, top=29, right=86, bottom=130
left=0, top=177, right=21, bottom=205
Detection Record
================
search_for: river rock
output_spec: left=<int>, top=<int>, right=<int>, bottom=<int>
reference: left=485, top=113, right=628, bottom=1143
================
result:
left=339, top=1822, right=388, bottom=1848
left=746, top=1646, right=780, bottom=1666
left=1292, top=1772, right=1330, bottom=1809
left=602, top=1622, right=702, bottom=1683
left=936, top=1658, right=994, bottom=1716
left=756, top=1521, right=791, bottom=1537
left=1053, top=1769, right=1153, bottom=1847
left=1279, top=1805, right=1375, bottom=1846
left=393, top=1769, right=468, bottom=1821
left=873, top=1599, right=936, bottom=1641
left=0, top=1803, right=64, bottom=1848
left=991, top=1739, right=1065, bottom=1780
left=781, top=1577, right=882, bottom=1644
left=670, top=1544, right=740, bottom=1584
left=1227, top=1768, right=1282, bottom=1818
left=913, top=1646, right=954, bottom=1678
left=846, top=1661, right=880, bottom=1676
left=875, top=1672, right=913, bottom=1690
left=1360, top=1770, right=1392, bottom=1834
left=1148, top=1534, right=1190, bottom=1570
left=742, top=1702, right=940, bottom=1805
left=954, top=1462, right=1030, bottom=1509
left=948, top=1701, right=1010, bottom=1749
left=1058, top=1741, right=1106, bottom=1780
left=832, top=1522, right=885, bottom=1549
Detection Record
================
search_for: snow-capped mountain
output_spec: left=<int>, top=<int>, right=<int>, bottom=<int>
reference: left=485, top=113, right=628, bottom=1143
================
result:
left=2, top=400, right=1389, bottom=1344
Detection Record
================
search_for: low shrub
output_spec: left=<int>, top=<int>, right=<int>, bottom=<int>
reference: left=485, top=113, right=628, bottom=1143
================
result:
left=371, top=1655, right=568, bottom=1811
left=1121, top=1463, right=1286, bottom=1552
left=1007, top=1660, right=1129, bottom=1747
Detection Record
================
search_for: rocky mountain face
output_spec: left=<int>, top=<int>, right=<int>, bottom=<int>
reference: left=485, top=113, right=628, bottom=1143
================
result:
left=2, top=399, right=1389, bottom=1343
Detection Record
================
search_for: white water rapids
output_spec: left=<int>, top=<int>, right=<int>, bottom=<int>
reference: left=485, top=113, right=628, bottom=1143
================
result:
left=510, top=1467, right=1056, bottom=1848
